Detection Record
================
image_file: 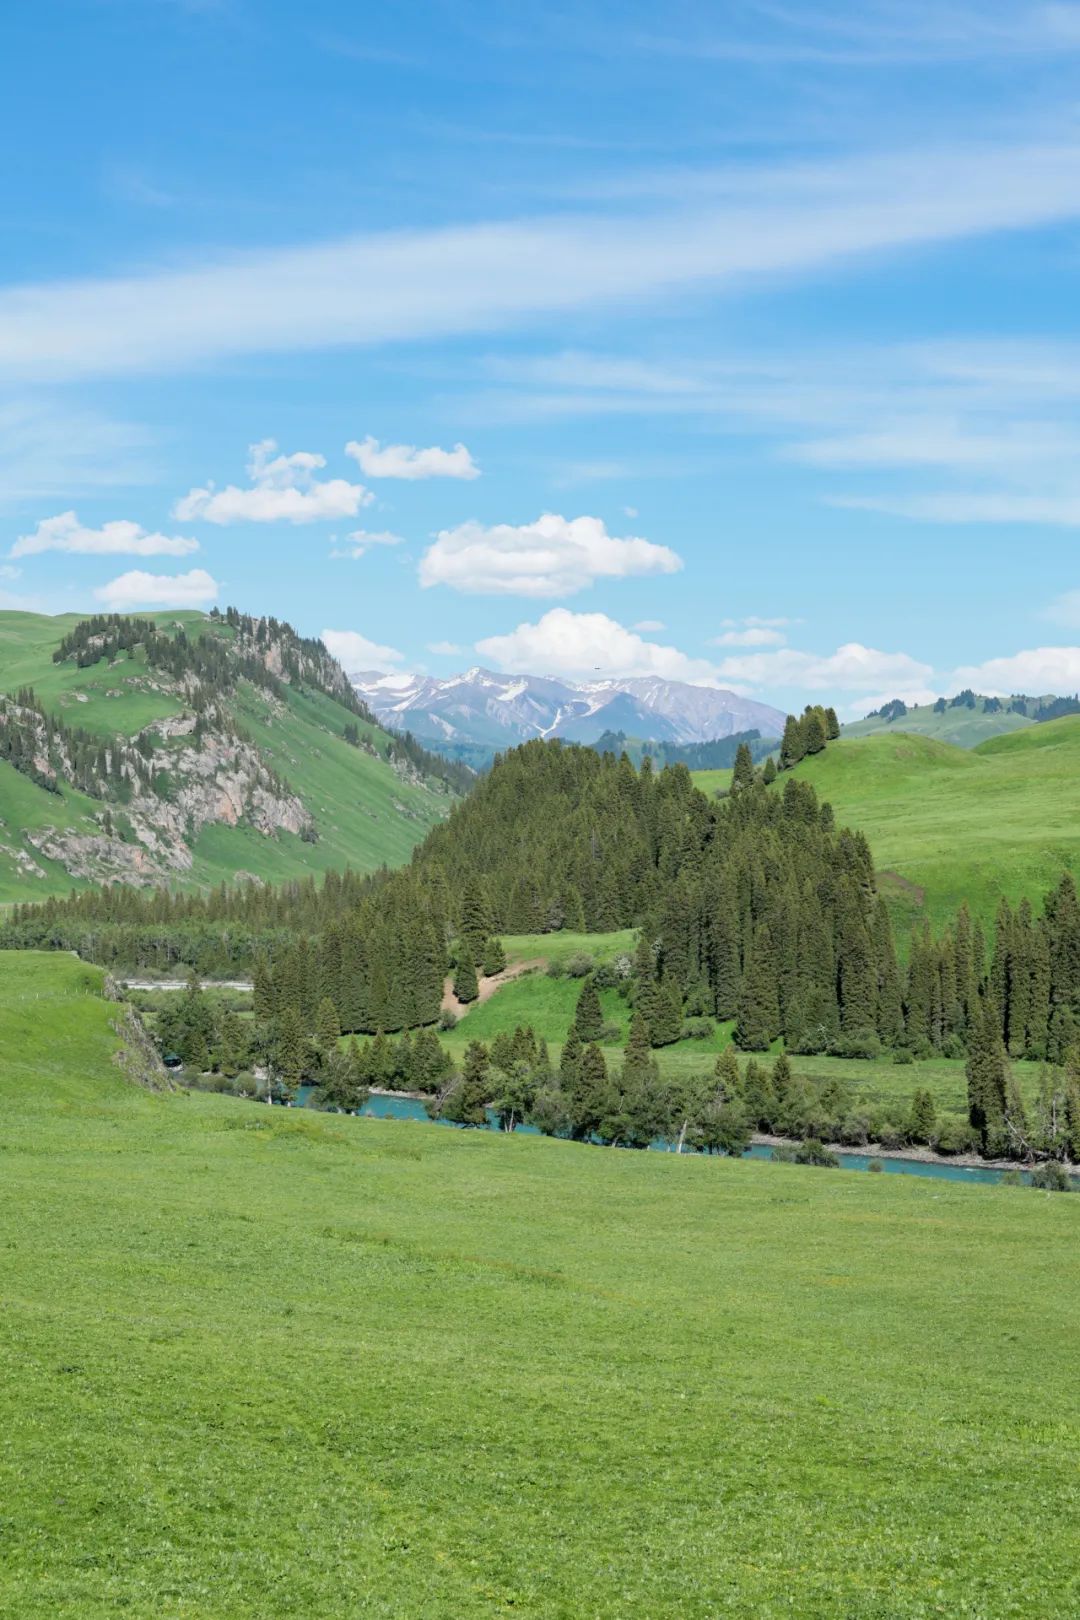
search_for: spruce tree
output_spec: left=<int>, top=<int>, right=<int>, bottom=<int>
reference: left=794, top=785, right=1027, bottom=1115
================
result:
left=909, top=1088, right=937, bottom=1144
left=824, top=706, right=840, bottom=741
left=732, top=742, right=755, bottom=791
left=481, top=936, right=506, bottom=977
left=966, top=998, right=1008, bottom=1155
left=713, top=1045, right=742, bottom=1101
left=762, top=756, right=777, bottom=785
left=779, top=714, right=803, bottom=771
left=574, top=975, right=605, bottom=1042
left=736, top=926, right=780, bottom=1050
left=315, top=996, right=341, bottom=1058
left=453, top=952, right=479, bottom=1005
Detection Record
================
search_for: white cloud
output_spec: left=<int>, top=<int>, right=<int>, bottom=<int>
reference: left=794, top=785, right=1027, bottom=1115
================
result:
left=345, top=436, right=480, bottom=480
left=330, top=527, right=405, bottom=558
left=427, top=639, right=462, bottom=655
left=715, top=642, right=934, bottom=693
left=419, top=512, right=682, bottom=597
left=848, top=687, right=943, bottom=716
left=475, top=608, right=719, bottom=682
left=1042, top=590, right=1080, bottom=628
left=711, top=627, right=787, bottom=647
left=9, top=142, right=1080, bottom=382
left=0, top=400, right=157, bottom=507
left=633, top=618, right=665, bottom=631
left=623, top=505, right=639, bottom=518
left=12, top=510, right=199, bottom=560
left=790, top=421, right=1080, bottom=470
left=949, top=647, right=1080, bottom=695
left=175, top=439, right=371, bottom=525
left=832, top=492, right=1080, bottom=525
left=321, top=627, right=405, bottom=671
left=93, top=568, right=219, bottom=611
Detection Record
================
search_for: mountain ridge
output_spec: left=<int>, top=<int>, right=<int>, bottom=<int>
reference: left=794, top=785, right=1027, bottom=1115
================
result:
left=350, top=665, right=786, bottom=759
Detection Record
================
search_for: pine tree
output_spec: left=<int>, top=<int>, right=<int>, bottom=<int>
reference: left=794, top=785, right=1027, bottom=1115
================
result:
left=453, top=952, right=479, bottom=1005
left=966, top=998, right=1008, bottom=1155
left=574, top=975, right=605, bottom=1042
left=649, top=976, right=684, bottom=1047
left=315, top=996, right=341, bottom=1061
left=779, top=714, right=803, bottom=771
left=909, top=1088, right=937, bottom=1143
left=460, top=881, right=490, bottom=964
left=762, top=756, right=777, bottom=785
left=481, top=936, right=506, bottom=977
left=736, top=926, right=780, bottom=1050
left=442, top=1041, right=492, bottom=1127
left=252, top=954, right=274, bottom=1022
left=713, top=1045, right=742, bottom=1101
left=732, top=742, right=755, bottom=791
left=275, top=1004, right=307, bottom=1092
left=802, top=709, right=826, bottom=756
left=824, top=706, right=840, bottom=740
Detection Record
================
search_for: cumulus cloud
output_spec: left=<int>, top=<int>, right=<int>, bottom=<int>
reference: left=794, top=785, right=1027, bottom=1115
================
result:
left=321, top=627, right=405, bottom=671
left=12, top=509, right=198, bottom=559
left=330, top=527, right=405, bottom=558
left=345, top=436, right=480, bottom=480
left=949, top=646, right=1080, bottom=695
left=633, top=618, right=665, bottom=631
left=175, top=439, right=371, bottom=525
left=94, top=568, right=219, bottom=611
left=427, top=639, right=462, bottom=655
left=475, top=608, right=719, bottom=682
left=419, top=512, right=682, bottom=597
left=715, top=641, right=933, bottom=693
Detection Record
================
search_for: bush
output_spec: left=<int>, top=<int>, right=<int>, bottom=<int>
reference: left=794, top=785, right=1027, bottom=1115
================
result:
left=999, top=1169, right=1023, bottom=1188
left=438, top=1008, right=458, bottom=1031
left=935, top=1116, right=979, bottom=1156
left=867, top=1159, right=884, bottom=1174
left=770, top=1143, right=799, bottom=1164
left=594, top=959, right=632, bottom=989
left=565, top=952, right=594, bottom=978
left=828, top=1031, right=882, bottom=1060
left=838, top=1111, right=872, bottom=1146
left=681, top=1017, right=716, bottom=1041
left=892, top=1047, right=914, bottom=1066
left=545, top=959, right=565, bottom=979
left=795, top=1138, right=840, bottom=1168
left=1030, top=1161, right=1074, bottom=1192
left=599, top=1020, right=623, bottom=1043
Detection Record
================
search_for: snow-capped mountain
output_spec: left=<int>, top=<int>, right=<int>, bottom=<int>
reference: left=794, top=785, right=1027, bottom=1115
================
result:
left=349, top=667, right=786, bottom=755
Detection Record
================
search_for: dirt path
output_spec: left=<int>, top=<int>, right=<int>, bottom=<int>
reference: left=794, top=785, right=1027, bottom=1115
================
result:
left=441, top=958, right=545, bottom=1020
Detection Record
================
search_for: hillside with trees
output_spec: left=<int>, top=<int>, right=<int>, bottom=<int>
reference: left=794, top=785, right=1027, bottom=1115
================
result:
left=0, top=608, right=467, bottom=898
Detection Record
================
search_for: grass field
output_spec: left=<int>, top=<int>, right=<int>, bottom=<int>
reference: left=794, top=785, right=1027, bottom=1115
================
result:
left=694, top=717, right=1080, bottom=936
left=3, top=950, right=1079, bottom=1617
left=843, top=699, right=1034, bottom=749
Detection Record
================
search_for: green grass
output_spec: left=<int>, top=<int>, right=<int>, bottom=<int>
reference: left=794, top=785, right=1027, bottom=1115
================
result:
left=2, top=950, right=1079, bottom=1617
left=694, top=718, right=1080, bottom=935
left=843, top=700, right=1034, bottom=749
left=500, top=929, right=636, bottom=966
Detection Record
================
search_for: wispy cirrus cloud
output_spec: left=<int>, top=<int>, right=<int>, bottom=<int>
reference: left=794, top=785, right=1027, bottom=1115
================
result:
left=8, top=142, right=1080, bottom=383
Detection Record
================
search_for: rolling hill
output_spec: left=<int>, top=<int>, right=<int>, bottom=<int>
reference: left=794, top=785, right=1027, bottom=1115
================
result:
left=749, top=719, right=1080, bottom=934
left=0, top=609, right=463, bottom=901
left=3, top=952, right=1078, bottom=1617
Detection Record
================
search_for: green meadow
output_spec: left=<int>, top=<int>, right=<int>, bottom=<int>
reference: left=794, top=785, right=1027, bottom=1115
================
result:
left=2, top=951, right=1078, bottom=1618
left=694, top=716, right=1080, bottom=935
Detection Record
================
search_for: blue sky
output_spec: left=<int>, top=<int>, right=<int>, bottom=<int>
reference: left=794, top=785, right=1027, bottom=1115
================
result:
left=7, top=0, right=1080, bottom=712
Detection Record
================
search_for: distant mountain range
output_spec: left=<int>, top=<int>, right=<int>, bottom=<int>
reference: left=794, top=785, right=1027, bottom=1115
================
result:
left=348, top=667, right=786, bottom=760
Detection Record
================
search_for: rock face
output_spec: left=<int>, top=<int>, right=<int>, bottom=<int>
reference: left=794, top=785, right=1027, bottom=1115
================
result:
left=350, top=666, right=786, bottom=753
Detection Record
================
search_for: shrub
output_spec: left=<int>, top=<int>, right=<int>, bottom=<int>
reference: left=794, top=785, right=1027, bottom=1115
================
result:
left=1030, top=1161, right=1074, bottom=1192
left=892, top=1047, right=914, bottom=1066
left=795, top=1138, right=840, bottom=1168
left=867, top=1159, right=884, bottom=1174
left=545, top=959, right=566, bottom=979
left=935, top=1116, right=979, bottom=1156
left=838, top=1112, right=872, bottom=1146
left=770, top=1143, right=799, bottom=1164
left=999, top=1169, right=1023, bottom=1188
left=599, top=1020, right=623, bottom=1043
left=565, top=952, right=594, bottom=978
left=438, top=1008, right=458, bottom=1031
left=828, top=1031, right=882, bottom=1060
left=681, top=1017, right=716, bottom=1041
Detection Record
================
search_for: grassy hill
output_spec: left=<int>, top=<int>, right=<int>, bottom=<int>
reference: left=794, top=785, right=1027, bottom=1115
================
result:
left=764, top=720, right=1080, bottom=934
left=3, top=951, right=1079, bottom=1617
left=0, top=610, right=461, bottom=900
left=843, top=698, right=1034, bottom=749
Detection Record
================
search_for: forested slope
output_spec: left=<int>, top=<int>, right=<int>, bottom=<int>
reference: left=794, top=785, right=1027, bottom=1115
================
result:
left=0, top=608, right=464, bottom=898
